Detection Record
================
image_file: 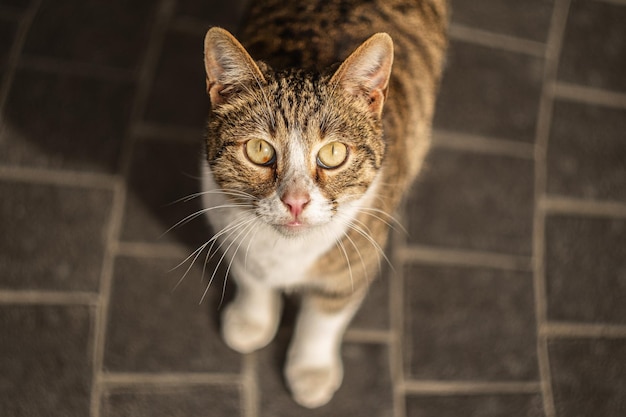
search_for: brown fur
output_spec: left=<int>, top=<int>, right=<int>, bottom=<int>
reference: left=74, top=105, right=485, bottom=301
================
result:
left=205, top=0, right=447, bottom=310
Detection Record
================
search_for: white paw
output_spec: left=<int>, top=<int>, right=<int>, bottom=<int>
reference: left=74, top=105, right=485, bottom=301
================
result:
left=221, top=302, right=278, bottom=354
left=285, top=361, right=343, bottom=408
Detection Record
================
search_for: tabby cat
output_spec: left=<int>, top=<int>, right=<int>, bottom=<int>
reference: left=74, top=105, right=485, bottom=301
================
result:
left=201, top=0, right=447, bottom=408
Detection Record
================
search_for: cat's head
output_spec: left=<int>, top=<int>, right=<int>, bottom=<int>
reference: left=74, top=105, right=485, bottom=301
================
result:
left=203, top=28, right=393, bottom=237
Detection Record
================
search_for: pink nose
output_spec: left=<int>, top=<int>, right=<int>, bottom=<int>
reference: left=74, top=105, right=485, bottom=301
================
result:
left=281, top=191, right=310, bottom=218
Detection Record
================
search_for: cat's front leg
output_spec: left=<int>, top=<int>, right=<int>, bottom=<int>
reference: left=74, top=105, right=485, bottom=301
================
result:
left=285, top=290, right=365, bottom=408
left=221, top=271, right=282, bottom=353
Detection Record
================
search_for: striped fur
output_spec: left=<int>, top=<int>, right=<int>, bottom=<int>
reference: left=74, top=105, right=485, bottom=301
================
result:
left=202, top=0, right=448, bottom=407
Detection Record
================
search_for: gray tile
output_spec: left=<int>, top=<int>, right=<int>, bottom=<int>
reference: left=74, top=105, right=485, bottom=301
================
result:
left=0, top=18, right=17, bottom=68
left=350, top=265, right=390, bottom=330
left=0, top=69, right=134, bottom=173
left=102, top=385, right=241, bottom=417
left=549, top=338, right=626, bottom=417
left=259, top=334, right=393, bottom=417
left=433, top=40, right=544, bottom=143
left=406, top=394, right=545, bottom=417
left=104, top=255, right=240, bottom=373
left=547, top=100, right=626, bottom=202
left=143, top=31, right=209, bottom=129
left=0, top=181, right=112, bottom=292
left=0, top=0, right=32, bottom=11
left=121, top=139, right=209, bottom=247
left=406, top=148, right=534, bottom=256
left=23, top=0, right=157, bottom=69
left=404, top=264, right=538, bottom=381
left=0, top=305, right=92, bottom=416
left=175, top=0, right=250, bottom=31
left=545, top=215, right=626, bottom=324
left=450, top=0, right=553, bottom=42
left=558, top=0, right=626, bottom=93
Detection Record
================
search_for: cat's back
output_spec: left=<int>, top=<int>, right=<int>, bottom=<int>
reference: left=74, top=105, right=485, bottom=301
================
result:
left=239, top=0, right=447, bottom=75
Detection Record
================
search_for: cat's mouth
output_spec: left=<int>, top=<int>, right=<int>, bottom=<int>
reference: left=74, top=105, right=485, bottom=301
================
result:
left=274, top=220, right=311, bottom=237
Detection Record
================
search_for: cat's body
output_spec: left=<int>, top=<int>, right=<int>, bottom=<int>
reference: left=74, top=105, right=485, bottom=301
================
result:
left=201, top=0, right=447, bottom=408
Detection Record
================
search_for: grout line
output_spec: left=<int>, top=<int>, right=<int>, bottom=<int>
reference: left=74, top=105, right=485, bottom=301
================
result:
left=0, top=290, right=98, bottom=305
left=398, top=245, right=533, bottom=271
left=241, top=353, right=259, bottom=417
left=16, top=55, right=135, bottom=81
left=541, top=322, right=626, bottom=339
left=389, top=220, right=408, bottom=417
left=0, top=165, right=117, bottom=189
left=90, top=2, right=177, bottom=415
left=448, top=23, right=546, bottom=57
left=402, top=380, right=542, bottom=396
left=100, top=372, right=241, bottom=387
left=432, top=130, right=535, bottom=159
left=115, top=241, right=190, bottom=260
left=131, top=122, right=204, bottom=143
left=118, top=0, right=177, bottom=176
left=344, top=328, right=391, bottom=344
left=541, top=195, right=626, bottom=218
left=552, top=81, right=626, bottom=109
left=90, top=180, right=126, bottom=417
left=532, top=1, right=571, bottom=417
left=0, top=0, right=41, bottom=114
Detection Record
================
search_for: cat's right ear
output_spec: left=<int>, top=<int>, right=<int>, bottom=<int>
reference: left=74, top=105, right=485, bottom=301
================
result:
left=204, top=27, right=266, bottom=106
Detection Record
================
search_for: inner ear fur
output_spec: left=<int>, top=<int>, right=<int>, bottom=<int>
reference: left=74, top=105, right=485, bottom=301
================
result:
left=330, top=33, right=394, bottom=118
left=203, top=27, right=266, bottom=105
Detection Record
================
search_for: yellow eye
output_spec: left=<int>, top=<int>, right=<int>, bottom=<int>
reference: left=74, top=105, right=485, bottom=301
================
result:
left=317, top=142, right=348, bottom=169
left=245, top=139, right=276, bottom=166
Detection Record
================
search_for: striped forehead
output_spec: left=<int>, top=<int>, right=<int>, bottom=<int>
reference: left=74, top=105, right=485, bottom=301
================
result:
left=270, top=70, right=327, bottom=132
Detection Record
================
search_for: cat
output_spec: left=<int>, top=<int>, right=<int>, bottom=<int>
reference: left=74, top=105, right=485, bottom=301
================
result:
left=200, top=0, right=448, bottom=408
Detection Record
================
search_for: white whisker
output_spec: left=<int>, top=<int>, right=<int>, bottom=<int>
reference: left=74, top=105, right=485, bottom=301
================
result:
left=161, top=203, right=254, bottom=238
left=200, top=216, right=257, bottom=304
left=335, top=238, right=354, bottom=292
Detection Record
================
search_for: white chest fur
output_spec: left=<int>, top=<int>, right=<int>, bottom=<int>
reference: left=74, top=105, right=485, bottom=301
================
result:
left=200, top=166, right=347, bottom=288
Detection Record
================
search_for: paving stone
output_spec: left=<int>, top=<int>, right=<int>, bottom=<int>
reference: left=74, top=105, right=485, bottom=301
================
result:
left=175, top=0, right=250, bottom=31
left=549, top=338, right=626, bottom=417
left=558, top=0, right=626, bottom=93
left=0, top=69, right=134, bottom=173
left=406, top=393, right=545, bottom=417
left=0, top=18, right=17, bottom=70
left=121, top=139, right=209, bottom=247
left=0, top=0, right=32, bottom=11
left=450, top=0, right=553, bottom=42
left=433, top=40, right=544, bottom=143
left=545, top=214, right=626, bottom=324
left=258, top=330, right=393, bottom=417
left=104, top=255, right=240, bottom=373
left=143, top=30, right=209, bottom=129
left=404, top=264, right=538, bottom=381
left=0, top=305, right=92, bottom=416
left=23, top=0, right=157, bottom=70
left=350, top=264, right=390, bottom=330
left=0, top=181, right=112, bottom=292
left=547, top=100, right=626, bottom=202
left=102, top=385, right=241, bottom=417
left=406, top=148, right=534, bottom=256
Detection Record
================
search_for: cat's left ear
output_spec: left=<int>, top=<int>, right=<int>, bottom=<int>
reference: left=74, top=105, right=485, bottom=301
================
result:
left=204, top=27, right=266, bottom=106
left=330, top=33, right=394, bottom=118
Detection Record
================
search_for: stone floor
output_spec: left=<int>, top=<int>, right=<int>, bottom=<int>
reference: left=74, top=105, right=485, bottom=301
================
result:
left=1, top=0, right=625, bottom=416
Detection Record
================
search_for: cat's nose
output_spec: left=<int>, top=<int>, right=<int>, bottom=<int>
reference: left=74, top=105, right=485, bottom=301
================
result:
left=281, top=191, right=310, bottom=219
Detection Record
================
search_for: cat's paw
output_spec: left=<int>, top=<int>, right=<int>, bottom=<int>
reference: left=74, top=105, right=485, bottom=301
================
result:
left=221, top=303, right=278, bottom=354
left=285, top=361, right=343, bottom=408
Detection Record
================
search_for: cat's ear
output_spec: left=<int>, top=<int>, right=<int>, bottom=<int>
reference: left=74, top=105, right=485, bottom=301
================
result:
left=204, top=27, right=266, bottom=106
left=331, top=33, right=394, bottom=118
